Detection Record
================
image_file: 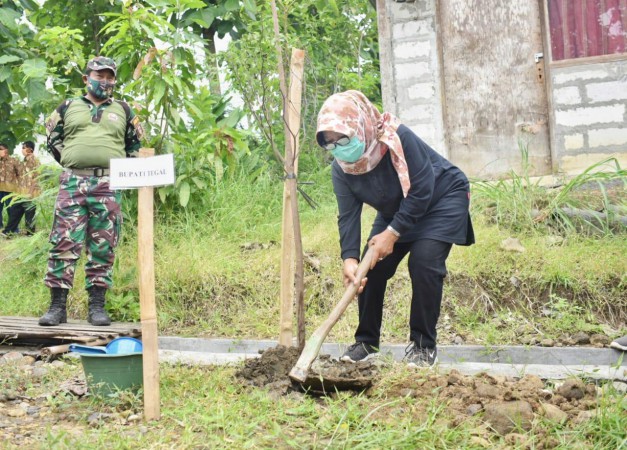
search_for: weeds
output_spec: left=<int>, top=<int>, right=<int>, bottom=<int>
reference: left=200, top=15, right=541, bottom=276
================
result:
left=472, top=145, right=626, bottom=236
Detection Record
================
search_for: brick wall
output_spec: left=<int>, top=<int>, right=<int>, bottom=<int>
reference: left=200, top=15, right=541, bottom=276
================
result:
left=382, top=0, right=446, bottom=155
left=550, top=61, right=627, bottom=173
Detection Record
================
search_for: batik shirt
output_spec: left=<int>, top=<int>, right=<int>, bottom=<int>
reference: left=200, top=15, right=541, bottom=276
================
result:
left=0, top=156, right=20, bottom=192
left=19, top=154, right=40, bottom=198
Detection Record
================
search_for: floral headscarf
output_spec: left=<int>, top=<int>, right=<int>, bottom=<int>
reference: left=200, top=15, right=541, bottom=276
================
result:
left=316, top=90, right=410, bottom=197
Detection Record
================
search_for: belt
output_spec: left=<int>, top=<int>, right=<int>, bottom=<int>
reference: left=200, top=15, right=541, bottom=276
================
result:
left=67, top=168, right=110, bottom=177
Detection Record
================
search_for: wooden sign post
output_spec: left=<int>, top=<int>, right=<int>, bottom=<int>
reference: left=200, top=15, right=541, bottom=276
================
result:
left=110, top=149, right=174, bottom=421
left=138, top=148, right=160, bottom=420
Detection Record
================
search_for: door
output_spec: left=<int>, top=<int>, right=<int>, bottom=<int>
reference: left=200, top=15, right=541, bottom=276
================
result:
left=438, top=0, right=552, bottom=178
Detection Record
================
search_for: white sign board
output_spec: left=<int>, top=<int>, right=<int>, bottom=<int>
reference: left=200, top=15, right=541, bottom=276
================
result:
left=109, top=154, right=175, bottom=189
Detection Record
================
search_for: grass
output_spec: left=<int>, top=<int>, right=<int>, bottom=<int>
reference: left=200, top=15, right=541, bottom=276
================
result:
left=0, top=162, right=625, bottom=345
left=1, top=358, right=625, bottom=449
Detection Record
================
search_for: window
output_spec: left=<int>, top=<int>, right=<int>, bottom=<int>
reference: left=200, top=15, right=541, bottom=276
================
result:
left=548, top=0, right=626, bottom=61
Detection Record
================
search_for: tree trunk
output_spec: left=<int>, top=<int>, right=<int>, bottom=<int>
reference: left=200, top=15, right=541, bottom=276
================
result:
left=201, top=27, right=223, bottom=96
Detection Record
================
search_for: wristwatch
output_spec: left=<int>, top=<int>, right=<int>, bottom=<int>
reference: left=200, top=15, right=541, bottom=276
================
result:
left=386, top=225, right=400, bottom=238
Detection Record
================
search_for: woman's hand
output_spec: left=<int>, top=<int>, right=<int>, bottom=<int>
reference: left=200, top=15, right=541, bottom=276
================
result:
left=343, top=258, right=367, bottom=294
left=367, top=229, right=399, bottom=269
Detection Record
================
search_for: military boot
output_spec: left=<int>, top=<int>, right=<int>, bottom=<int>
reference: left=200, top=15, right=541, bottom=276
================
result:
left=87, top=286, right=112, bottom=326
left=39, top=288, right=69, bottom=326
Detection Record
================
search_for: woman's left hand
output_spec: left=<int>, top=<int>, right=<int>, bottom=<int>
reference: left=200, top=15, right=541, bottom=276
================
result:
left=367, top=229, right=399, bottom=269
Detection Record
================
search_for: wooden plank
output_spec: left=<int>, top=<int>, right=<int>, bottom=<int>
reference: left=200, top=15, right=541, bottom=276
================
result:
left=0, top=317, right=139, bottom=333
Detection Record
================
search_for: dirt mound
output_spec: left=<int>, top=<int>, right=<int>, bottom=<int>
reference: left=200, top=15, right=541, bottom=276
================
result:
left=235, top=346, right=378, bottom=396
left=235, top=346, right=621, bottom=437
left=378, top=369, right=609, bottom=435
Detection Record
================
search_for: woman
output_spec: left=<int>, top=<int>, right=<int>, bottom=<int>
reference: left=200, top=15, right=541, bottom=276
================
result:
left=316, top=90, right=474, bottom=367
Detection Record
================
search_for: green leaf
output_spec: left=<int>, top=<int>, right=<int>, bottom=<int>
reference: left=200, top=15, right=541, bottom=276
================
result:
left=21, top=58, right=47, bottom=79
left=224, top=0, right=239, bottom=12
left=170, top=107, right=181, bottom=127
left=25, top=79, right=47, bottom=102
left=144, top=0, right=172, bottom=8
left=179, top=181, right=190, bottom=208
left=243, top=0, right=257, bottom=14
left=0, top=66, right=11, bottom=83
left=158, top=187, right=168, bottom=204
left=0, top=55, right=21, bottom=65
left=18, top=0, right=39, bottom=11
left=151, top=78, right=167, bottom=107
left=0, top=7, right=20, bottom=31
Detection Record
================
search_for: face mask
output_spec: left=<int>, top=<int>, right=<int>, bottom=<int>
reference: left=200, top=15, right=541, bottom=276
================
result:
left=331, top=136, right=365, bottom=163
left=87, top=77, right=115, bottom=100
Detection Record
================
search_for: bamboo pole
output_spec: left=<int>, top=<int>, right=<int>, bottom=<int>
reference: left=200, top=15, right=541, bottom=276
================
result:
left=286, top=49, right=306, bottom=349
left=138, top=147, right=160, bottom=421
left=279, top=49, right=305, bottom=347
left=272, top=0, right=295, bottom=347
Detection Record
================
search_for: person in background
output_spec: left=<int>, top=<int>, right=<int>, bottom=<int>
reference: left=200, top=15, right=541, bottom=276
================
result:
left=316, top=90, right=474, bottom=367
left=3, top=141, right=40, bottom=236
left=0, top=143, right=20, bottom=235
left=39, top=56, right=143, bottom=327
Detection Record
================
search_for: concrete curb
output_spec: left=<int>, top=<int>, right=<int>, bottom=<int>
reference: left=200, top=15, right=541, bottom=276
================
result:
left=158, top=337, right=627, bottom=381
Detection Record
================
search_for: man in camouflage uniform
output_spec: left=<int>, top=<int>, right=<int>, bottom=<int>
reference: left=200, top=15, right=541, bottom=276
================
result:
left=3, top=141, right=40, bottom=236
left=39, top=56, right=143, bottom=327
left=0, top=143, right=20, bottom=233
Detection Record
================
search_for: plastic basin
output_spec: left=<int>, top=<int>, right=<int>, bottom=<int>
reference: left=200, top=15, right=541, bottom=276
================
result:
left=106, top=337, right=143, bottom=354
left=80, top=353, right=143, bottom=396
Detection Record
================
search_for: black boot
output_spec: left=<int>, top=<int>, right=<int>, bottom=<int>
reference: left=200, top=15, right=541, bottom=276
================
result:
left=87, top=286, right=111, bottom=326
left=39, top=288, right=69, bottom=326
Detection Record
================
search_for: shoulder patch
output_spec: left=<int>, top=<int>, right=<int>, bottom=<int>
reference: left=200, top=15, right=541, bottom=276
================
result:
left=131, top=115, right=145, bottom=141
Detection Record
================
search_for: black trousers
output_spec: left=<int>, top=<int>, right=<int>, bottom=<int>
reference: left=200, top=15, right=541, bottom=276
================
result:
left=355, top=239, right=452, bottom=349
left=3, top=200, right=36, bottom=234
left=0, top=191, right=9, bottom=229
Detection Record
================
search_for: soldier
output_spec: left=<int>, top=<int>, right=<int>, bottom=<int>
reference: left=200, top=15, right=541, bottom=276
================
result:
left=39, top=56, right=143, bottom=327
left=3, top=141, right=40, bottom=236
left=0, top=143, right=20, bottom=233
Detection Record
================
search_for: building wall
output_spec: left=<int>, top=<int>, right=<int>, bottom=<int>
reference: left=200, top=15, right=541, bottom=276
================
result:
left=549, top=61, right=627, bottom=174
left=378, top=0, right=446, bottom=156
left=380, top=0, right=627, bottom=177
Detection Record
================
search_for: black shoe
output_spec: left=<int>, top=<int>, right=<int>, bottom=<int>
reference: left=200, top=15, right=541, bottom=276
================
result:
left=39, top=288, right=69, bottom=326
left=610, top=335, right=627, bottom=351
left=87, top=286, right=112, bottom=326
left=404, top=342, right=438, bottom=368
left=340, top=342, right=379, bottom=363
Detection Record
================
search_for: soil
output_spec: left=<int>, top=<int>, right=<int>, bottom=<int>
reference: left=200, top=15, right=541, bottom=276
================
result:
left=234, top=346, right=377, bottom=396
left=236, top=346, right=626, bottom=437
left=1, top=347, right=624, bottom=446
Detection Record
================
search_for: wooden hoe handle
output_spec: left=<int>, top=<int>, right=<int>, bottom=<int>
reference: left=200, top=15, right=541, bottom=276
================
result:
left=289, top=248, right=374, bottom=383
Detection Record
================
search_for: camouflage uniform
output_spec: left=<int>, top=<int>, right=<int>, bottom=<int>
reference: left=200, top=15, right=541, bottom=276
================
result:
left=43, top=81, right=142, bottom=288
left=0, top=155, right=20, bottom=230
left=3, top=154, right=40, bottom=234
left=44, top=172, right=122, bottom=289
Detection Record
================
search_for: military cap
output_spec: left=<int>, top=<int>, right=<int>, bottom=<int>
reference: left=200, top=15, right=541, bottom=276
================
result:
left=85, top=56, right=117, bottom=76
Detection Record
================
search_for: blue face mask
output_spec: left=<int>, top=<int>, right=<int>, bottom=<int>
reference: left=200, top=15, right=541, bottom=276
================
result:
left=331, top=136, right=365, bottom=163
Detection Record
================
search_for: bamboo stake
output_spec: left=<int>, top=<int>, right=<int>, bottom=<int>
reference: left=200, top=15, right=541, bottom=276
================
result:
left=272, top=0, right=296, bottom=347
left=286, top=49, right=306, bottom=349
left=279, top=49, right=306, bottom=347
left=138, top=147, right=160, bottom=421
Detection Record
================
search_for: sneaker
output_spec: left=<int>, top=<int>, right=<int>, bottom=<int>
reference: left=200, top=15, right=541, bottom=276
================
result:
left=610, top=335, right=627, bottom=351
left=340, top=342, right=379, bottom=363
left=404, top=342, right=438, bottom=368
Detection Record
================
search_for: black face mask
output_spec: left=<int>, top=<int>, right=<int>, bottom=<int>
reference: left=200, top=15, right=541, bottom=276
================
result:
left=87, top=77, right=116, bottom=99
